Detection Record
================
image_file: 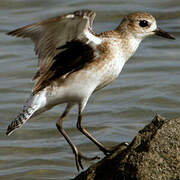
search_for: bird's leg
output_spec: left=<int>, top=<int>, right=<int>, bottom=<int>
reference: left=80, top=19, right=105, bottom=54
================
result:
left=56, top=103, right=99, bottom=171
left=77, top=104, right=113, bottom=156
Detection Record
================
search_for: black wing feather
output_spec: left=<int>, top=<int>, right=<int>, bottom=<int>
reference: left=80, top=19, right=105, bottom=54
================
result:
left=33, top=40, right=96, bottom=93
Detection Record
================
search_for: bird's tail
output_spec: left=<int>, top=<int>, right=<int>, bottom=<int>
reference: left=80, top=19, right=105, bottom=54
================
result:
left=6, top=92, right=46, bottom=136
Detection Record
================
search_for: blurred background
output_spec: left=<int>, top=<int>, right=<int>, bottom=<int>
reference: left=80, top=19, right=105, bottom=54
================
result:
left=0, top=0, right=179, bottom=179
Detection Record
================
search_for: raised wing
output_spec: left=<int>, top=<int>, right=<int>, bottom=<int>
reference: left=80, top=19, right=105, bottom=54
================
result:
left=7, top=9, right=100, bottom=80
left=33, top=39, right=98, bottom=93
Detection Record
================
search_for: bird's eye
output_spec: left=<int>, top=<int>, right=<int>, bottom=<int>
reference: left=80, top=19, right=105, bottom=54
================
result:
left=139, top=20, right=149, bottom=27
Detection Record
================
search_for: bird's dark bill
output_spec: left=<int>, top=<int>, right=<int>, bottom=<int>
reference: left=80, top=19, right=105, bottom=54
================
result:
left=154, top=28, right=175, bottom=40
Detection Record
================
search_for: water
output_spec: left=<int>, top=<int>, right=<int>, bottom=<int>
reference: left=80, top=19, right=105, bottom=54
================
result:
left=0, top=0, right=180, bottom=179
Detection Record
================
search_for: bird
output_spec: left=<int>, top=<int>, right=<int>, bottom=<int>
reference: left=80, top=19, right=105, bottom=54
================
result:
left=6, top=9, right=175, bottom=171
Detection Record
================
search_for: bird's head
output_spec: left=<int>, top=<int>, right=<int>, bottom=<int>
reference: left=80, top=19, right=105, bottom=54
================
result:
left=119, top=12, right=175, bottom=40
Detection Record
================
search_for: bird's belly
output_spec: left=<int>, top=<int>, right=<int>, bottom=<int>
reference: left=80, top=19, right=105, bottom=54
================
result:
left=44, top=57, right=125, bottom=106
left=96, top=58, right=125, bottom=91
left=45, top=72, right=98, bottom=105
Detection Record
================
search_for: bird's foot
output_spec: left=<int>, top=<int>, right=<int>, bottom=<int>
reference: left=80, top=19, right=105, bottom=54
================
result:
left=100, top=142, right=129, bottom=156
left=75, top=151, right=100, bottom=171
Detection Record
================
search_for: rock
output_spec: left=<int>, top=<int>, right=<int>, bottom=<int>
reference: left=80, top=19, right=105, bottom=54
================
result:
left=73, top=115, right=180, bottom=180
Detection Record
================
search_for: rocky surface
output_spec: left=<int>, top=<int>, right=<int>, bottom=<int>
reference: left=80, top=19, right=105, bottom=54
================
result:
left=73, top=115, right=180, bottom=180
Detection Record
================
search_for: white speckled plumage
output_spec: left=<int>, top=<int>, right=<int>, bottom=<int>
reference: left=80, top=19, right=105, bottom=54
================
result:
left=6, top=9, right=174, bottom=171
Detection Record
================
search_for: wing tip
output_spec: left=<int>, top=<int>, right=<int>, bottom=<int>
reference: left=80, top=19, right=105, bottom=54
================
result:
left=6, top=31, right=15, bottom=37
left=6, top=23, right=34, bottom=38
left=7, top=29, right=28, bottom=38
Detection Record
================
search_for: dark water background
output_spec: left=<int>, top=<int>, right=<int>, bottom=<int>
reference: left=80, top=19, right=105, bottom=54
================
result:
left=0, top=0, right=180, bottom=179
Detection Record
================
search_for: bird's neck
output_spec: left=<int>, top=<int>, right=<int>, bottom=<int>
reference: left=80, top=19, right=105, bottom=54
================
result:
left=116, top=29, right=142, bottom=61
left=98, top=29, right=142, bottom=62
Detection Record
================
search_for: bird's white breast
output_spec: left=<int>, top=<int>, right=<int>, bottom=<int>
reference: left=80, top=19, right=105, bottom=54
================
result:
left=95, top=39, right=126, bottom=90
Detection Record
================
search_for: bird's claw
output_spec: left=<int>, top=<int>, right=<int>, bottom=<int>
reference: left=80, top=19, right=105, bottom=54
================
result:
left=75, top=152, right=100, bottom=171
left=100, top=142, right=129, bottom=156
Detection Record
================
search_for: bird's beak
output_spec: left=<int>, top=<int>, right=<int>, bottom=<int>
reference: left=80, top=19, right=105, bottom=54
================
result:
left=154, top=28, right=175, bottom=40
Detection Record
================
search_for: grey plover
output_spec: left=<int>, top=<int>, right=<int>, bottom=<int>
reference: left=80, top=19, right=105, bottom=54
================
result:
left=6, top=9, right=175, bottom=171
